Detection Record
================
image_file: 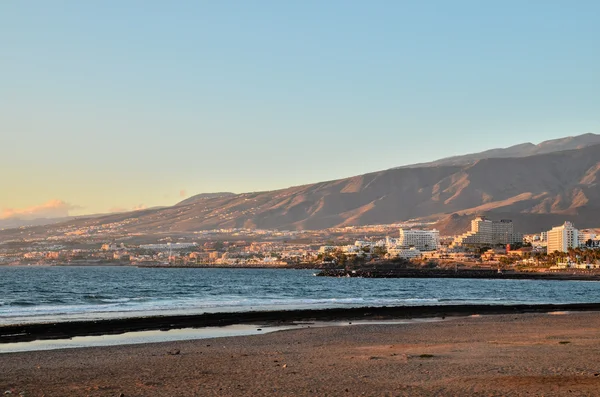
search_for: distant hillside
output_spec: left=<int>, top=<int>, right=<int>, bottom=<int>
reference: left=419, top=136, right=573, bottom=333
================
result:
left=403, top=133, right=600, bottom=168
left=433, top=210, right=600, bottom=236
left=177, top=192, right=236, bottom=206
left=0, top=217, right=70, bottom=230
left=17, top=139, right=600, bottom=236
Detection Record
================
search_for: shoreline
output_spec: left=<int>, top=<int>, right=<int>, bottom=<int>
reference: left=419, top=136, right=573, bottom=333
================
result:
left=3, top=312, right=600, bottom=396
left=4, top=302, right=600, bottom=344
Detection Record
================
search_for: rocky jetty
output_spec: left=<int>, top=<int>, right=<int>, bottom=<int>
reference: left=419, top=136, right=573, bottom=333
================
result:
left=316, top=268, right=600, bottom=281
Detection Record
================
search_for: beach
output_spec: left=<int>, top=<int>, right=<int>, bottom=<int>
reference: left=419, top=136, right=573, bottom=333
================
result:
left=2, top=311, right=600, bottom=396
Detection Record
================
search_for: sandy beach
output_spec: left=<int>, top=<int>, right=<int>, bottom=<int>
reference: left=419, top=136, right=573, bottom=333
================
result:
left=2, top=311, right=600, bottom=396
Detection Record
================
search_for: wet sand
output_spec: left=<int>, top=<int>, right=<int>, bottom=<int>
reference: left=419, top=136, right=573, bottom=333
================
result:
left=5, top=302, right=600, bottom=343
left=3, top=311, right=600, bottom=396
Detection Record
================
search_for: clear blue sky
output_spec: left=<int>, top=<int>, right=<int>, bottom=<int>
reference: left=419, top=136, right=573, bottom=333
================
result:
left=1, top=0, right=599, bottom=217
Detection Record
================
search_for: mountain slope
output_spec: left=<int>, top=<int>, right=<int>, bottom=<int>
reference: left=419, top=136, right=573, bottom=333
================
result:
left=21, top=141, right=600, bottom=236
left=402, top=132, right=600, bottom=168
left=177, top=192, right=236, bottom=206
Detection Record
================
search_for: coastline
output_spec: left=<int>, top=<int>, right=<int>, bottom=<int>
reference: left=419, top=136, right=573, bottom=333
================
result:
left=4, top=302, right=600, bottom=343
left=3, top=312, right=600, bottom=396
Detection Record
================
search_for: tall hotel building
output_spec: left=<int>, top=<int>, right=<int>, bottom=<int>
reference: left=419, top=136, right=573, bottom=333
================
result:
left=546, top=222, right=579, bottom=253
left=398, top=229, right=440, bottom=251
left=452, top=216, right=522, bottom=248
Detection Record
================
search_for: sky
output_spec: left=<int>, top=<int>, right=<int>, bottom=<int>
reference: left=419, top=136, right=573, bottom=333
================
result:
left=1, top=0, right=599, bottom=218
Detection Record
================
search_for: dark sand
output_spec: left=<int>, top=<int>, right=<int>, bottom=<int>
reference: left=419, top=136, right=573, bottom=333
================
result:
left=3, top=312, right=600, bottom=396
left=5, top=303, right=600, bottom=343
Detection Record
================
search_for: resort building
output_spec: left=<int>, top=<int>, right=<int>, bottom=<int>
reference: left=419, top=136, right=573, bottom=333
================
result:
left=318, top=246, right=336, bottom=254
left=398, top=229, right=440, bottom=251
left=578, top=230, right=597, bottom=247
left=387, top=247, right=422, bottom=259
left=546, top=222, right=579, bottom=253
left=452, top=216, right=522, bottom=248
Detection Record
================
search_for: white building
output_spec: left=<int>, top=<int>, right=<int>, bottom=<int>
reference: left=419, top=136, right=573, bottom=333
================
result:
left=547, top=222, right=579, bottom=253
left=578, top=230, right=597, bottom=247
left=398, top=229, right=440, bottom=251
left=318, top=246, right=336, bottom=254
left=452, top=217, right=522, bottom=248
left=388, top=247, right=422, bottom=259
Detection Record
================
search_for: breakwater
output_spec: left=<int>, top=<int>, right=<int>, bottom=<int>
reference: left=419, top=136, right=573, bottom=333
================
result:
left=316, top=268, right=600, bottom=281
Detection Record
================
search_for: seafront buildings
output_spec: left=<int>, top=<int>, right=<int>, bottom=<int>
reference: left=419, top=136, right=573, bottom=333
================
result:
left=2, top=213, right=599, bottom=267
left=546, top=222, right=579, bottom=253
left=385, top=228, right=440, bottom=259
left=398, top=228, right=440, bottom=251
left=452, top=216, right=522, bottom=248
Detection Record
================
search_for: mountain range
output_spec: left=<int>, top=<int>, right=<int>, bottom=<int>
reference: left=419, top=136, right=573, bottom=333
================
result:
left=3, top=133, right=600, bottom=236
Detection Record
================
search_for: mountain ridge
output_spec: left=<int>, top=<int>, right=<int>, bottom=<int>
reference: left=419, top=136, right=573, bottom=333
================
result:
left=400, top=132, right=600, bottom=168
left=3, top=133, right=600, bottom=236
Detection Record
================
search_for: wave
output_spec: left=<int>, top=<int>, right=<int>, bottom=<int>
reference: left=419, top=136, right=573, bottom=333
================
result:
left=437, top=297, right=506, bottom=302
left=10, top=300, right=38, bottom=307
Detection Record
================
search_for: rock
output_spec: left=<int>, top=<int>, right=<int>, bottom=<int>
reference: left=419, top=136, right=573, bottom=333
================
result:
left=167, top=349, right=180, bottom=355
left=282, top=364, right=287, bottom=368
left=4, top=392, right=12, bottom=395
left=257, top=328, right=262, bottom=331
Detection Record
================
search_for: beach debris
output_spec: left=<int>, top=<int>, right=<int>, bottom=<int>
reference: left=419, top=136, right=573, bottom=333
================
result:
left=4, top=392, right=12, bottom=395
left=257, top=328, right=262, bottom=331
left=419, top=354, right=435, bottom=358
left=167, top=349, right=180, bottom=355
left=559, top=341, right=571, bottom=344
left=282, top=364, right=287, bottom=368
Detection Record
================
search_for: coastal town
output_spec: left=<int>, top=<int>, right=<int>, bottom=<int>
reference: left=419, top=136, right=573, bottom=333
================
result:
left=1, top=216, right=600, bottom=272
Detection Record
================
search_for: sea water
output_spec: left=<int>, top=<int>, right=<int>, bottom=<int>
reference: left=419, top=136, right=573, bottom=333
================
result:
left=1, top=266, right=600, bottom=325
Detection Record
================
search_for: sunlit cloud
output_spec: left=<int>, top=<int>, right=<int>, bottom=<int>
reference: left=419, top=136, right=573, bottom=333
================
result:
left=179, top=189, right=187, bottom=198
left=133, top=204, right=147, bottom=211
left=1, top=200, right=81, bottom=220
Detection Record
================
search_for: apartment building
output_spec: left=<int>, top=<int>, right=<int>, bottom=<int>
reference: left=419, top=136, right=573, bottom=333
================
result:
left=452, top=216, right=522, bottom=248
left=398, top=229, right=440, bottom=251
left=547, top=222, right=579, bottom=253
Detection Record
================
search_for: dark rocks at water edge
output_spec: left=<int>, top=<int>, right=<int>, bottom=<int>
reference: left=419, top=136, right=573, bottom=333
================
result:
left=5, top=303, right=600, bottom=344
left=316, top=268, right=600, bottom=281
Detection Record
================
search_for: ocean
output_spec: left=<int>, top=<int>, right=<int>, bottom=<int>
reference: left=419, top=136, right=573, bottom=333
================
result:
left=2, top=265, right=600, bottom=326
